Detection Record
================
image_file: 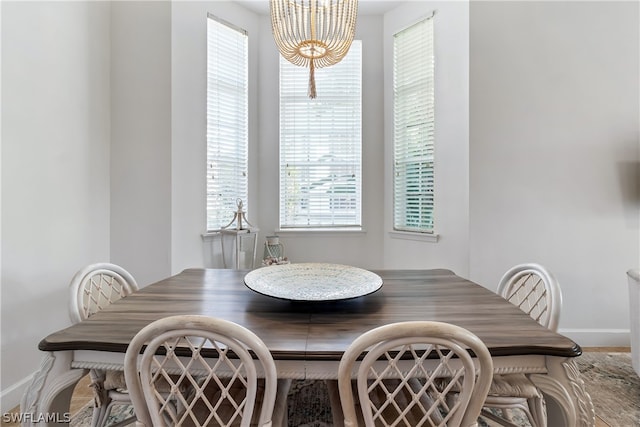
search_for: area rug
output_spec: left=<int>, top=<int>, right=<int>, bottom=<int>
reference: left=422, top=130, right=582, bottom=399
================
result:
left=70, top=352, right=639, bottom=426
left=575, top=352, right=640, bottom=426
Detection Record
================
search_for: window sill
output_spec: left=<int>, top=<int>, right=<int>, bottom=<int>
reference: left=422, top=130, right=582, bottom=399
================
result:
left=388, top=230, right=439, bottom=243
left=201, top=232, right=221, bottom=240
left=275, top=228, right=366, bottom=236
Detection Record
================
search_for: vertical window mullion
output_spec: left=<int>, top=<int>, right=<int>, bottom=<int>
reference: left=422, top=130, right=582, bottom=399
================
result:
left=206, top=15, right=248, bottom=232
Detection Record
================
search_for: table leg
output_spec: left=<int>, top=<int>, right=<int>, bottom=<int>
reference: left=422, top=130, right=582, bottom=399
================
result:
left=272, top=379, right=292, bottom=427
left=20, top=351, right=86, bottom=427
left=530, top=356, right=595, bottom=427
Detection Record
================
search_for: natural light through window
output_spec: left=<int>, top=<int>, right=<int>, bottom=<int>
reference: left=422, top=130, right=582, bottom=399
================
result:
left=393, top=16, right=435, bottom=233
left=206, top=15, right=248, bottom=232
left=279, top=41, right=362, bottom=230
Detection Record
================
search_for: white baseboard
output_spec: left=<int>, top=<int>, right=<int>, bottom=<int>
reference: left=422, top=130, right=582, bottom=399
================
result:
left=1, top=373, right=34, bottom=414
left=560, top=328, right=631, bottom=348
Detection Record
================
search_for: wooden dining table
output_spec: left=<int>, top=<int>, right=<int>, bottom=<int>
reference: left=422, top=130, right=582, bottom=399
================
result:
left=22, top=268, right=595, bottom=426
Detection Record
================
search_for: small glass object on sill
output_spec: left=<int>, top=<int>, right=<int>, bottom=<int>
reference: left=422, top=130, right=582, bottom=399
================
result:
left=262, top=235, right=289, bottom=267
left=220, top=199, right=259, bottom=269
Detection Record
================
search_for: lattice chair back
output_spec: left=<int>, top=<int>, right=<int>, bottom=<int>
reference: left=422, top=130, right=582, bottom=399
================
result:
left=338, top=321, right=493, bottom=427
left=497, top=263, right=562, bottom=332
left=124, top=315, right=278, bottom=427
left=69, top=262, right=139, bottom=323
left=68, top=263, right=140, bottom=427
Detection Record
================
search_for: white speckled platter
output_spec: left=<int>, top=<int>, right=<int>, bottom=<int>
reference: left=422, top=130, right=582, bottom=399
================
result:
left=244, top=263, right=383, bottom=301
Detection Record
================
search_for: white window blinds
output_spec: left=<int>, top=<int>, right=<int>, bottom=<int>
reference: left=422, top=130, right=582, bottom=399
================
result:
left=393, top=16, right=435, bottom=233
left=206, top=15, right=248, bottom=232
left=279, top=41, right=362, bottom=229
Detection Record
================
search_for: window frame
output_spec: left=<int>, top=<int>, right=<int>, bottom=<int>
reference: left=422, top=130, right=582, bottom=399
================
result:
left=205, top=14, right=249, bottom=233
left=392, top=15, right=436, bottom=235
left=278, top=41, right=363, bottom=231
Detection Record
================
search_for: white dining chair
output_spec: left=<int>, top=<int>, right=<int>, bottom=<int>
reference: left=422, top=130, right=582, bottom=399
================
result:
left=481, top=263, right=562, bottom=427
left=497, top=263, right=562, bottom=332
left=124, top=314, right=279, bottom=427
left=68, top=262, right=139, bottom=427
left=337, top=321, right=494, bottom=427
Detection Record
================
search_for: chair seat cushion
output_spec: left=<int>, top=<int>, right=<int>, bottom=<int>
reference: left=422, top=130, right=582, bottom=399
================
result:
left=488, top=374, right=541, bottom=398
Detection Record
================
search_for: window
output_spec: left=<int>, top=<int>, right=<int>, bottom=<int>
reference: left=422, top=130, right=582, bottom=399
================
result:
left=206, top=15, right=248, bottom=231
left=279, top=41, right=362, bottom=229
left=393, top=16, right=435, bottom=233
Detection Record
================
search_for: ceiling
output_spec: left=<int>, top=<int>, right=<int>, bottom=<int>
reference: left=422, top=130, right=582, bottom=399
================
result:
left=234, top=0, right=404, bottom=16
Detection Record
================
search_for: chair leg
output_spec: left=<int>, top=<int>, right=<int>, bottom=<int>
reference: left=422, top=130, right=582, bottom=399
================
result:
left=325, top=380, right=345, bottom=427
left=528, top=396, right=547, bottom=427
left=89, top=370, right=110, bottom=427
left=90, top=405, right=105, bottom=427
left=272, top=379, right=292, bottom=427
left=91, top=399, right=111, bottom=427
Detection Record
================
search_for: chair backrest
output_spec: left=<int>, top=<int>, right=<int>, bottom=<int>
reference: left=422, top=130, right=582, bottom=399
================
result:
left=497, top=263, right=562, bottom=332
left=68, top=262, right=139, bottom=324
left=338, top=321, right=493, bottom=427
left=124, top=315, right=278, bottom=427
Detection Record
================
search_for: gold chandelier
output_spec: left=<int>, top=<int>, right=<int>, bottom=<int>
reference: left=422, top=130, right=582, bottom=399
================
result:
left=270, top=0, right=358, bottom=99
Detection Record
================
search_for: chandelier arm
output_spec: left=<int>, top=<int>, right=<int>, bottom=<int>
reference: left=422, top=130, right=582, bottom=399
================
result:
left=310, top=0, right=317, bottom=41
left=281, top=0, right=295, bottom=50
left=324, top=0, right=340, bottom=46
left=301, top=1, right=309, bottom=41
left=270, top=1, right=285, bottom=51
left=324, top=1, right=334, bottom=40
left=338, top=1, right=356, bottom=44
left=336, top=0, right=347, bottom=40
left=318, top=2, right=326, bottom=41
left=298, top=5, right=310, bottom=63
left=276, top=2, right=307, bottom=66
left=343, top=1, right=357, bottom=40
left=273, top=0, right=296, bottom=62
left=326, top=2, right=355, bottom=64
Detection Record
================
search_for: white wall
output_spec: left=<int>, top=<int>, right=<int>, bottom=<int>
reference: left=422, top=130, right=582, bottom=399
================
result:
left=110, top=1, right=172, bottom=287
left=0, top=1, right=111, bottom=410
left=469, top=1, right=640, bottom=346
left=383, top=1, right=470, bottom=275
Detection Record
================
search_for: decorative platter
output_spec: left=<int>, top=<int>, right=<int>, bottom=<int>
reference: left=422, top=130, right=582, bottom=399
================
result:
left=243, top=263, right=383, bottom=302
